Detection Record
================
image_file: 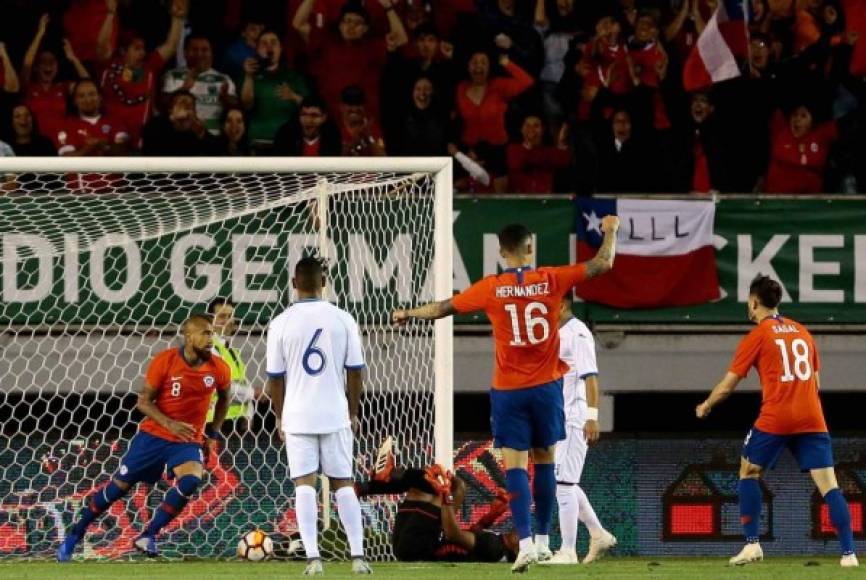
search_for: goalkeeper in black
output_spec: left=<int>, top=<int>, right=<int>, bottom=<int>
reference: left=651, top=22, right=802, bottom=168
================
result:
left=356, top=438, right=517, bottom=562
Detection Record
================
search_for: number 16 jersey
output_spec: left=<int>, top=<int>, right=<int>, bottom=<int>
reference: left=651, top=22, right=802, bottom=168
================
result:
left=729, top=315, right=827, bottom=435
left=266, top=299, right=366, bottom=434
left=451, top=264, right=588, bottom=390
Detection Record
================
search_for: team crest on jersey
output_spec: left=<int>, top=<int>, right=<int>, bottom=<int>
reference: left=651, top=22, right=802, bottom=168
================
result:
left=204, top=375, right=215, bottom=388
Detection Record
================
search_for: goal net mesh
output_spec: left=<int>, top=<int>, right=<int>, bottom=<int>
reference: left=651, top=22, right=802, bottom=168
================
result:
left=0, top=169, right=440, bottom=561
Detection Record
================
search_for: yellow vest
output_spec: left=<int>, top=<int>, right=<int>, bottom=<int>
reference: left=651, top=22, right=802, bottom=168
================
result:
left=207, top=337, right=249, bottom=422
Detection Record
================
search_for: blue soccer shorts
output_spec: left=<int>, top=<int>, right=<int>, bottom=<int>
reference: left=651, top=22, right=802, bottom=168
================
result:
left=489, top=379, right=566, bottom=451
left=742, top=426, right=834, bottom=472
left=115, top=431, right=205, bottom=484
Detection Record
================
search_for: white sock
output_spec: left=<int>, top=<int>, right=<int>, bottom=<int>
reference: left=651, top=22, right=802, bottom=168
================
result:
left=296, top=485, right=320, bottom=559
left=535, top=534, right=549, bottom=548
left=518, top=537, right=534, bottom=552
left=556, top=484, right=579, bottom=551
left=335, top=486, right=364, bottom=558
left=575, top=485, right=603, bottom=538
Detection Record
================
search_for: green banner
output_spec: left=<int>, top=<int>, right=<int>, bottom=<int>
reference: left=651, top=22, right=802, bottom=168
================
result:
left=3, top=196, right=865, bottom=326
left=453, top=197, right=866, bottom=324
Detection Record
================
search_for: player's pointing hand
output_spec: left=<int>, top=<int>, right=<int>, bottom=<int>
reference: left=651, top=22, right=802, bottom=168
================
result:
left=695, top=401, right=711, bottom=419
left=392, top=309, right=409, bottom=325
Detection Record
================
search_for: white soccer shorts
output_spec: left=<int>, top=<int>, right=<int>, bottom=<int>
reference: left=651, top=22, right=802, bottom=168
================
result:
left=554, top=424, right=588, bottom=484
left=284, top=428, right=353, bottom=479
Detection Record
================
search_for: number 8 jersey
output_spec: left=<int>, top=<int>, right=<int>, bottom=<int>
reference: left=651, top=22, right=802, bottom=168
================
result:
left=729, top=315, right=827, bottom=434
left=451, top=264, right=588, bottom=390
left=266, top=299, right=366, bottom=434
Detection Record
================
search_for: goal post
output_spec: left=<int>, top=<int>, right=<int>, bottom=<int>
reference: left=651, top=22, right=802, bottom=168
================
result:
left=0, top=157, right=453, bottom=560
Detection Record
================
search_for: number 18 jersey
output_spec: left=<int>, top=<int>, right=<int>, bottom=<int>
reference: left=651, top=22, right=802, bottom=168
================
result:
left=451, top=264, right=588, bottom=390
left=266, top=299, right=366, bottom=434
left=729, top=315, right=826, bottom=435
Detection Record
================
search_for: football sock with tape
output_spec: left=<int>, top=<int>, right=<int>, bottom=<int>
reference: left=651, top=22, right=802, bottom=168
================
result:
left=296, top=485, right=320, bottom=559
left=824, top=488, right=855, bottom=555
left=506, top=468, right=532, bottom=541
left=738, top=478, right=761, bottom=542
left=144, top=475, right=200, bottom=538
left=71, top=480, right=128, bottom=537
left=336, top=486, right=365, bottom=558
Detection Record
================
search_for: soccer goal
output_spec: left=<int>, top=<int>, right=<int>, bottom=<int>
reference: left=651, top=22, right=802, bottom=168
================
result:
left=0, top=157, right=453, bottom=561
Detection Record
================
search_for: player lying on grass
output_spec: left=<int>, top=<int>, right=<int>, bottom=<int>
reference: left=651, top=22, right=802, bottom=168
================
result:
left=57, top=315, right=231, bottom=561
left=355, top=438, right=517, bottom=563
left=696, top=275, right=858, bottom=568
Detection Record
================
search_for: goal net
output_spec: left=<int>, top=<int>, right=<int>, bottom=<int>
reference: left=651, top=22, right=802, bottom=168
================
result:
left=0, top=158, right=453, bottom=561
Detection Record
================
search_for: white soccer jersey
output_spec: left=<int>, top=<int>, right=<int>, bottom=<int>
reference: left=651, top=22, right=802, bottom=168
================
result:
left=266, top=299, right=365, bottom=434
left=558, top=317, right=598, bottom=428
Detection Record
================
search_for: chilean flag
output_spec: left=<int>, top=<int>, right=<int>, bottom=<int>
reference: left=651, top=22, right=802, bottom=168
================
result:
left=574, top=199, right=720, bottom=308
left=683, top=0, right=749, bottom=92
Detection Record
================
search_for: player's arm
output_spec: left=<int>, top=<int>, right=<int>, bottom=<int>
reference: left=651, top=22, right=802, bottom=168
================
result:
left=584, top=374, right=601, bottom=444
left=266, top=374, right=285, bottom=439
left=347, top=368, right=363, bottom=432
left=209, top=388, right=230, bottom=434
left=695, top=372, right=742, bottom=419
left=440, top=476, right=476, bottom=550
left=136, top=382, right=196, bottom=441
left=583, top=215, right=619, bottom=279
left=392, top=299, right=456, bottom=324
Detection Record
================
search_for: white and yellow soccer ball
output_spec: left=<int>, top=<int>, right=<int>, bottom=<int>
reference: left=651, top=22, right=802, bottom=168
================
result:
left=237, top=529, right=274, bottom=561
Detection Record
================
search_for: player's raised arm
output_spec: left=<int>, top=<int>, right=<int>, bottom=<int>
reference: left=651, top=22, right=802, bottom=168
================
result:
left=696, top=371, right=742, bottom=419
left=583, top=215, right=620, bottom=279
left=136, top=383, right=196, bottom=441
left=392, top=299, right=457, bottom=325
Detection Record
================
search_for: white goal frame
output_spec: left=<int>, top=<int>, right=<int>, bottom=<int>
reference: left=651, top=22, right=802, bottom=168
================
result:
left=0, top=156, right=455, bottom=470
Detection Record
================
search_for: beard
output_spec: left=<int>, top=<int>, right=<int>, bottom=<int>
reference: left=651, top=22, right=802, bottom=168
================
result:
left=194, top=346, right=212, bottom=360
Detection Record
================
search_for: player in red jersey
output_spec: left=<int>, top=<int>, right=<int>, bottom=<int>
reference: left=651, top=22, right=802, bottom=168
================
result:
left=393, top=219, right=619, bottom=572
left=697, top=275, right=858, bottom=568
left=57, top=314, right=231, bottom=561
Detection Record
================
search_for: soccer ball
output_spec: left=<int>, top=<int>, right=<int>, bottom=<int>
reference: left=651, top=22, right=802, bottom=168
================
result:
left=237, top=529, right=274, bottom=561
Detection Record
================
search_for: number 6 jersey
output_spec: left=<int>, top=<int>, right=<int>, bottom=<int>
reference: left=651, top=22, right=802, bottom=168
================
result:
left=451, top=264, right=588, bottom=390
left=266, top=299, right=366, bottom=434
left=729, top=315, right=827, bottom=435
left=140, top=348, right=231, bottom=443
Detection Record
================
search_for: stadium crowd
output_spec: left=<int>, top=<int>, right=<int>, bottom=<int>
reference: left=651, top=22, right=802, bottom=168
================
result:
left=0, top=0, right=863, bottom=194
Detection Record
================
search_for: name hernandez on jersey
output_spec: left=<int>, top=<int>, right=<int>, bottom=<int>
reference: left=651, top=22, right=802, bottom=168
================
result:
left=451, top=264, right=588, bottom=390
left=139, top=348, right=231, bottom=443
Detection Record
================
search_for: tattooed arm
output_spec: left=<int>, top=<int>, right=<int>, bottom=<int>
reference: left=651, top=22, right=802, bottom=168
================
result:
left=584, top=215, right=619, bottom=279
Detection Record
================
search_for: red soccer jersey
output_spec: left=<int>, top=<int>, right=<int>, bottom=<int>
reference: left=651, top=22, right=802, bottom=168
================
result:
left=139, top=348, right=231, bottom=443
left=765, top=112, right=838, bottom=194
left=451, top=264, right=588, bottom=389
left=729, top=315, right=827, bottom=435
left=54, top=114, right=130, bottom=155
left=99, top=52, right=166, bottom=146
left=25, top=83, right=70, bottom=138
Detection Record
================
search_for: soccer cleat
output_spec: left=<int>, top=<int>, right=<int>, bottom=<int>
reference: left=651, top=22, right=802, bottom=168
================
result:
left=841, top=554, right=859, bottom=567
left=535, top=542, right=553, bottom=563
left=351, top=557, right=373, bottom=574
left=56, top=533, right=81, bottom=562
left=583, top=530, right=617, bottom=564
left=728, top=542, right=763, bottom=566
left=371, top=436, right=395, bottom=483
left=510, top=544, right=538, bottom=573
left=303, top=558, right=324, bottom=575
left=133, top=534, right=159, bottom=557
left=538, top=549, right=579, bottom=565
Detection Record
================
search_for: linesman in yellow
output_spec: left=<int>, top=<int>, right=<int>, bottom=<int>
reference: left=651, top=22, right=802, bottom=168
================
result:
left=206, top=298, right=257, bottom=435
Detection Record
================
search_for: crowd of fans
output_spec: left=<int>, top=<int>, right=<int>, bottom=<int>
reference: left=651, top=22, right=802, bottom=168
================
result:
left=0, top=0, right=863, bottom=194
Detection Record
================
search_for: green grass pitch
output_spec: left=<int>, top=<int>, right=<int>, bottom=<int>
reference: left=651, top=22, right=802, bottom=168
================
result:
left=1, top=558, right=864, bottom=579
